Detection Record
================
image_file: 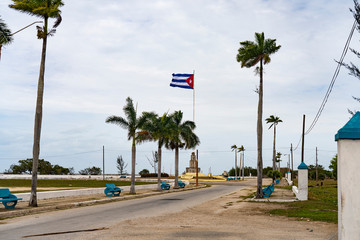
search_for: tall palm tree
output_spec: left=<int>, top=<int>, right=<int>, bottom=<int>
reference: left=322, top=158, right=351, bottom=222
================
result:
left=106, top=97, right=149, bottom=194
left=238, top=145, right=245, bottom=180
left=276, top=152, right=282, bottom=170
left=236, top=32, right=281, bottom=198
left=0, top=17, right=14, bottom=60
left=9, top=0, right=64, bottom=207
left=166, top=111, right=200, bottom=188
left=265, top=115, right=282, bottom=173
left=231, top=145, right=238, bottom=179
left=142, top=113, right=174, bottom=190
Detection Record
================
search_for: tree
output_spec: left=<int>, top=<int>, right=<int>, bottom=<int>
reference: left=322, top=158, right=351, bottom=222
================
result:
left=79, top=166, right=101, bottom=175
left=6, top=158, right=73, bottom=175
left=236, top=32, right=281, bottom=198
left=0, top=16, right=14, bottom=60
left=275, top=152, right=282, bottom=170
left=142, top=113, right=173, bottom=190
left=146, top=151, right=158, bottom=173
left=166, top=111, right=200, bottom=188
left=106, top=97, right=149, bottom=194
left=116, top=155, right=127, bottom=175
left=139, top=169, right=149, bottom=176
left=265, top=115, right=282, bottom=172
left=342, top=1, right=360, bottom=115
left=329, top=154, right=337, bottom=180
left=9, top=0, right=64, bottom=207
left=238, top=145, right=245, bottom=180
left=231, top=145, right=238, bottom=179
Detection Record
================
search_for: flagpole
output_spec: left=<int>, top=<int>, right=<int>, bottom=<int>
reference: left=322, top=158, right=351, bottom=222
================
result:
left=193, top=70, right=195, bottom=123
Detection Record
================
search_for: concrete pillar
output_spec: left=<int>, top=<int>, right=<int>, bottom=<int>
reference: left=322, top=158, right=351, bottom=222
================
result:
left=287, top=171, right=291, bottom=182
left=297, top=162, right=308, bottom=201
left=335, top=112, right=360, bottom=240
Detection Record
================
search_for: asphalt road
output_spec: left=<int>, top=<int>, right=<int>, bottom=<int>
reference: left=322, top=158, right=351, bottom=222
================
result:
left=0, top=183, right=246, bottom=240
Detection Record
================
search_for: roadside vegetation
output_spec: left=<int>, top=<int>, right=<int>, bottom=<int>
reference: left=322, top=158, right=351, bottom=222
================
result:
left=0, top=179, right=154, bottom=193
left=269, top=179, right=337, bottom=223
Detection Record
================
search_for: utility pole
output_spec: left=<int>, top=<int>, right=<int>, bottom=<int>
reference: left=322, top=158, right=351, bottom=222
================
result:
left=196, top=149, right=199, bottom=186
left=316, top=147, right=318, bottom=181
left=290, top=143, right=294, bottom=180
left=301, top=115, right=305, bottom=163
left=103, top=145, right=105, bottom=181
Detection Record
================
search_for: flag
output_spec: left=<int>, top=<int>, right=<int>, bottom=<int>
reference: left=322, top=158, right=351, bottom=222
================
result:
left=170, top=73, right=194, bottom=89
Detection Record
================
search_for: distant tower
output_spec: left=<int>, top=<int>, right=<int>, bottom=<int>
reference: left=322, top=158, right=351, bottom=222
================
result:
left=186, top=152, right=200, bottom=173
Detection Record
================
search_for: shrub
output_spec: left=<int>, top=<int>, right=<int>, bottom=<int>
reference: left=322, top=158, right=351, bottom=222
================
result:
left=140, top=173, right=169, bottom=178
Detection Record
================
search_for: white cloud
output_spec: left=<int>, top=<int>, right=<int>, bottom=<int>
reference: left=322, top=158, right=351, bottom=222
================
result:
left=0, top=0, right=356, bottom=174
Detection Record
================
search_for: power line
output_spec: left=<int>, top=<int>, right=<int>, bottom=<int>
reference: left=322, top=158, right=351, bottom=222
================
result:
left=305, top=20, right=357, bottom=135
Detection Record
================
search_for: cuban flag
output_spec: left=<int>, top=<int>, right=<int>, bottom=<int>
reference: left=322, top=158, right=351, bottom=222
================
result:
left=170, top=73, right=194, bottom=89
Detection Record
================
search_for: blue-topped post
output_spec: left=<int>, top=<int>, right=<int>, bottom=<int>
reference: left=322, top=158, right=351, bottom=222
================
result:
left=335, top=112, right=360, bottom=240
left=297, top=162, right=308, bottom=200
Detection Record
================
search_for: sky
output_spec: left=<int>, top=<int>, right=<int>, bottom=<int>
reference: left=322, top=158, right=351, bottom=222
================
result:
left=0, top=0, right=358, bottom=175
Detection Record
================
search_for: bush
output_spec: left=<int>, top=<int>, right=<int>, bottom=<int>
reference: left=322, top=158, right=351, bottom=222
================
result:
left=267, top=170, right=281, bottom=179
left=139, top=169, right=149, bottom=175
left=140, top=173, right=169, bottom=178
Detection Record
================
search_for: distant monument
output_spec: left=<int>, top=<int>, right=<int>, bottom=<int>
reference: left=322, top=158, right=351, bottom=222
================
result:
left=186, top=152, right=200, bottom=173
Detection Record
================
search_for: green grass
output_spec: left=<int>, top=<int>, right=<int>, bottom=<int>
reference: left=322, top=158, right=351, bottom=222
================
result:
left=0, top=179, right=155, bottom=188
left=269, top=179, right=337, bottom=223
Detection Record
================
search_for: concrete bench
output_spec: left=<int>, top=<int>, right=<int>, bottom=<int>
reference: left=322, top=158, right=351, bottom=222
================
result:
left=262, top=183, right=275, bottom=198
left=104, top=184, right=123, bottom=197
left=0, top=188, right=23, bottom=209
left=161, top=182, right=170, bottom=190
left=178, top=180, right=185, bottom=188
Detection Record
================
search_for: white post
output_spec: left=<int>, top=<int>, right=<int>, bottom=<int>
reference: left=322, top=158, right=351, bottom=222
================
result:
left=297, top=162, right=308, bottom=201
left=335, top=112, right=360, bottom=240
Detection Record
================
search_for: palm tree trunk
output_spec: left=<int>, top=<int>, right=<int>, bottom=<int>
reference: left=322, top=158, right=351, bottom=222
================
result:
left=272, top=125, right=276, bottom=172
left=157, top=145, right=162, bottom=191
left=256, top=59, right=264, bottom=199
left=235, top=150, right=237, bottom=179
left=29, top=18, right=48, bottom=207
left=174, top=147, right=179, bottom=189
left=130, top=140, right=136, bottom=194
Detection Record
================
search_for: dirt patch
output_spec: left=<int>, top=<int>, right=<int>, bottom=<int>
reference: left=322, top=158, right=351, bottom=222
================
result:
left=78, top=186, right=337, bottom=240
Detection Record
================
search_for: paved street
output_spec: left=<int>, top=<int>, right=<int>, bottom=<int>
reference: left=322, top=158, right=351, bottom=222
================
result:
left=0, top=184, right=244, bottom=240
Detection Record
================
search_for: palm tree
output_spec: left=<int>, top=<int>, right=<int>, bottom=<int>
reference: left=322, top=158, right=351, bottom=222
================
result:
left=166, top=111, right=200, bottom=188
left=9, top=0, right=64, bottom=207
left=276, top=152, right=282, bottom=170
left=236, top=32, right=281, bottom=198
left=265, top=115, right=283, bottom=173
left=0, top=17, right=14, bottom=60
left=106, top=97, right=149, bottom=194
left=231, top=145, right=238, bottom=179
left=238, top=145, right=245, bottom=180
left=142, top=113, right=174, bottom=190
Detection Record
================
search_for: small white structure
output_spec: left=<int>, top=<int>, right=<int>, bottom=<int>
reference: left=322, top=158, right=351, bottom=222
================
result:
left=335, top=112, right=360, bottom=240
left=292, top=162, right=308, bottom=201
left=286, top=171, right=293, bottom=186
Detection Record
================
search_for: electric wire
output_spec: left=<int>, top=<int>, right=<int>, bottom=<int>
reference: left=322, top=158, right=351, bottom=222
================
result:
left=305, top=20, right=357, bottom=135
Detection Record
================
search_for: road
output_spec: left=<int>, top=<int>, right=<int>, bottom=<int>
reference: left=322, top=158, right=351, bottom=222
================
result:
left=0, top=183, right=247, bottom=239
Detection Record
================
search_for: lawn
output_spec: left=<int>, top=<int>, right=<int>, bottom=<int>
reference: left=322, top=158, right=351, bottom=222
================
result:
left=0, top=179, right=155, bottom=189
left=269, top=179, right=337, bottom=223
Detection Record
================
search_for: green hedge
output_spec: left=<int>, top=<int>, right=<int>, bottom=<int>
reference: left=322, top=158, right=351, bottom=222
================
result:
left=140, top=173, right=169, bottom=178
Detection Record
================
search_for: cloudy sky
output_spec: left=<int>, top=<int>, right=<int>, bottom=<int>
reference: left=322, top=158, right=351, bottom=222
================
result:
left=0, top=0, right=358, bottom=175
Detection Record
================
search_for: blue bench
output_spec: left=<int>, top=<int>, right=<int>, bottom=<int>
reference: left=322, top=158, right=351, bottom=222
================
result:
left=104, top=184, right=123, bottom=197
left=119, top=176, right=126, bottom=179
left=275, top=179, right=280, bottom=184
left=262, top=183, right=275, bottom=198
left=0, top=188, right=23, bottom=209
left=161, top=181, right=171, bottom=190
left=178, top=180, right=185, bottom=188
